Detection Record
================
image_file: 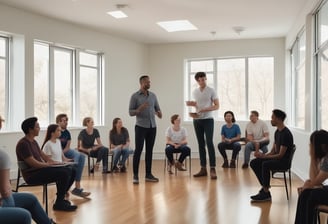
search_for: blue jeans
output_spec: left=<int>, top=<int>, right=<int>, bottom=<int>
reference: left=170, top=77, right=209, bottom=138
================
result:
left=112, top=147, right=130, bottom=168
left=193, top=118, right=216, bottom=167
left=165, top=144, right=191, bottom=164
left=64, top=149, right=86, bottom=181
left=0, top=193, right=51, bottom=224
left=243, top=141, right=269, bottom=164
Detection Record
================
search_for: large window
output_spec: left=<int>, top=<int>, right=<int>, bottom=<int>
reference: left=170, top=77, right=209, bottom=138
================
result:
left=291, top=29, right=306, bottom=129
left=185, top=57, right=274, bottom=121
left=315, top=0, right=328, bottom=129
left=0, top=36, right=9, bottom=129
left=34, top=42, right=104, bottom=127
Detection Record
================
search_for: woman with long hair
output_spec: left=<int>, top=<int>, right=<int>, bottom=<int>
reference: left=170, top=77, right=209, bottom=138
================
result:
left=109, top=118, right=131, bottom=172
left=295, top=129, right=328, bottom=224
left=42, top=124, right=90, bottom=198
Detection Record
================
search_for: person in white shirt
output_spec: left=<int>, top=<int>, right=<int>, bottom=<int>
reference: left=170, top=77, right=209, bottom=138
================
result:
left=41, top=124, right=90, bottom=198
left=242, top=110, right=270, bottom=169
left=165, top=114, right=191, bottom=174
left=186, top=72, right=219, bottom=179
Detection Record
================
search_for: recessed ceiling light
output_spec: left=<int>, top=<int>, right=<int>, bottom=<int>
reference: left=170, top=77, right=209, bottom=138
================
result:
left=107, top=10, right=128, bottom=19
left=157, top=20, right=197, bottom=32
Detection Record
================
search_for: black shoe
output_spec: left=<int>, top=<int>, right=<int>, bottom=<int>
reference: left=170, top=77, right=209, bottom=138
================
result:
left=102, top=170, right=111, bottom=174
left=229, top=160, right=236, bottom=168
left=133, top=176, right=139, bottom=184
left=242, top=163, right=249, bottom=169
left=222, top=159, right=229, bottom=168
left=90, top=167, right=94, bottom=173
left=251, top=190, right=271, bottom=202
left=250, top=188, right=265, bottom=199
left=120, top=166, right=127, bottom=173
left=53, top=201, right=77, bottom=211
left=145, top=174, right=159, bottom=182
left=112, top=166, right=120, bottom=173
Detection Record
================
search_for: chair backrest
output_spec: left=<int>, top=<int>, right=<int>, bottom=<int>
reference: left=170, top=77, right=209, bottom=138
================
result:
left=286, top=144, right=296, bottom=169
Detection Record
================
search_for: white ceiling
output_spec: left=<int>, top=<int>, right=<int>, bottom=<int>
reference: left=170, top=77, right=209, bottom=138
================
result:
left=0, top=0, right=309, bottom=44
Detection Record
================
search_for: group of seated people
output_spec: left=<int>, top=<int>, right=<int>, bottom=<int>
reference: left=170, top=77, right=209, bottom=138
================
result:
left=2, top=110, right=328, bottom=223
left=1, top=113, right=133, bottom=215
left=217, top=110, right=270, bottom=169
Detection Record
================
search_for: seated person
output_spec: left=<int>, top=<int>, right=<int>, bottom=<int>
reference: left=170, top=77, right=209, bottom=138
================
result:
left=56, top=113, right=90, bottom=197
left=0, top=116, right=55, bottom=223
left=109, top=118, right=131, bottom=172
left=78, top=117, right=110, bottom=174
left=217, top=111, right=241, bottom=168
left=242, top=110, right=270, bottom=169
left=250, top=109, right=294, bottom=202
left=165, top=114, right=191, bottom=174
left=15, top=117, right=77, bottom=211
left=0, top=149, right=56, bottom=224
left=295, top=130, right=328, bottom=224
left=42, top=124, right=90, bottom=198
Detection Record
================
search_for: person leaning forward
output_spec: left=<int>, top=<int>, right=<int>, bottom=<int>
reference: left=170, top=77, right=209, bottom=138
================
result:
left=16, top=117, right=77, bottom=212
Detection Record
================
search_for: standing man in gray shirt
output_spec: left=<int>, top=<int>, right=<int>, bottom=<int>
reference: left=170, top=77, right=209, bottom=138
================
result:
left=129, top=75, right=162, bottom=184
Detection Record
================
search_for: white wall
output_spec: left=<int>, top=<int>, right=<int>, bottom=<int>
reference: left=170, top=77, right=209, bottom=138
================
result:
left=284, top=0, right=322, bottom=180
left=0, top=4, right=149, bottom=177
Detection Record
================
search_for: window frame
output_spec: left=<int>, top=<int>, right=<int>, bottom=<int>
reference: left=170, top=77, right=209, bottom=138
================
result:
left=34, top=41, right=104, bottom=127
left=0, top=35, right=10, bottom=130
left=184, top=56, right=274, bottom=121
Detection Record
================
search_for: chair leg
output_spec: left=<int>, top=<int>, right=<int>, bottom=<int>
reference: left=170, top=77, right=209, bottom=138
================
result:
left=175, top=153, right=178, bottom=176
left=87, top=155, right=91, bottom=176
left=289, top=169, right=292, bottom=193
left=43, top=184, right=48, bottom=215
left=15, top=169, right=21, bottom=192
left=283, top=172, right=289, bottom=200
left=317, top=208, right=321, bottom=224
left=189, top=155, right=191, bottom=177
left=164, top=156, right=166, bottom=174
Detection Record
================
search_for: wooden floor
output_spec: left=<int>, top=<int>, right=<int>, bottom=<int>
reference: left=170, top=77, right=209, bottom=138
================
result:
left=14, top=158, right=307, bottom=224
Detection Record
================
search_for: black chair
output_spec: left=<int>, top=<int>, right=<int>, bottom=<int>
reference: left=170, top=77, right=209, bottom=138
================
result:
left=164, top=152, right=191, bottom=176
left=316, top=205, right=328, bottom=224
left=84, top=150, right=114, bottom=176
left=14, top=161, right=51, bottom=214
left=271, top=144, right=296, bottom=200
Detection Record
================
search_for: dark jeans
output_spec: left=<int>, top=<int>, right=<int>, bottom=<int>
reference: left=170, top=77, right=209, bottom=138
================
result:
left=90, top=146, right=109, bottom=171
left=294, top=187, right=328, bottom=224
left=193, top=118, right=216, bottom=167
left=250, top=158, right=288, bottom=188
left=133, top=125, right=156, bottom=177
left=218, top=142, right=241, bottom=160
left=25, top=165, right=75, bottom=203
left=165, top=144, right=191, bottom=164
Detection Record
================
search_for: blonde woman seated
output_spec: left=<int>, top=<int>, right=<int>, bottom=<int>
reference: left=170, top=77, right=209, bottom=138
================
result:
left=78, top=117, right=110, bottom=174
left=165, top=114, right=191, bottom=174
left=109, top=118, right=131, bottom=173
